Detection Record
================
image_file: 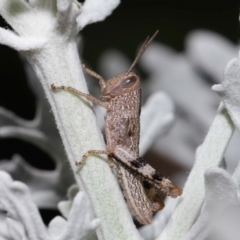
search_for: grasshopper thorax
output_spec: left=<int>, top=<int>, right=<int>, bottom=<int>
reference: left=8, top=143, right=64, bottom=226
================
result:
left=101, top=72, right=140, bottom=101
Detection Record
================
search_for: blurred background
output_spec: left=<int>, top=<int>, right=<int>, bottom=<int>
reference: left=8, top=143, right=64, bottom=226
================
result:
left=0, top=0, right=239, bottom=239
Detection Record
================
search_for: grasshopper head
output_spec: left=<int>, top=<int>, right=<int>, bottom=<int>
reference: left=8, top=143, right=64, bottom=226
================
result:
left=101, top=30, right=158, bottom=101
left=101, top=72, right=140, bottom=101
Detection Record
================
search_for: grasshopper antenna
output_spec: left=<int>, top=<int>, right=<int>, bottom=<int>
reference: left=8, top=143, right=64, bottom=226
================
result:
left=127, top=30, right=159, bottom=74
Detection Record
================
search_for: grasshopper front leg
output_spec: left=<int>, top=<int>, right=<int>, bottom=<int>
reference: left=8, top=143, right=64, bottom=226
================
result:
left=51, top=84, right=110, bottom=166
left=51, top=84, right=108, bottom=109
left=75, top=150, right=108, bottom=167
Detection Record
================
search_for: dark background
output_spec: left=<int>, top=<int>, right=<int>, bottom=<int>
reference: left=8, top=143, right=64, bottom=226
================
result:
left=0, top=0, right=239, bottom=224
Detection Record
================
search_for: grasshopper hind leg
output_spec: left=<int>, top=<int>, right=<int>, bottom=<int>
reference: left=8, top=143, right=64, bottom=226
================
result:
left=143, top=180, right=165, bottom=212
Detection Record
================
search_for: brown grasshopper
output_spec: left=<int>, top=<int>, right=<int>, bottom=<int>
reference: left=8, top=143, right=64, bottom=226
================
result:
left=51, top=30, right=182, bottom=224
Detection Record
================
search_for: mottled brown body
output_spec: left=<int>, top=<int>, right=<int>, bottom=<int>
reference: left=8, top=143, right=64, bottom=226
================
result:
left=51, top=30, right=182, bottom=224
left=105, top=84, right=157, bottom=224
left=105, top=88, right=141, bottom=153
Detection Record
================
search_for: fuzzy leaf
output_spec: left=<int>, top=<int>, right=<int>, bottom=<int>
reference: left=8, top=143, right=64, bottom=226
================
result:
left=77, top=0, right=120, bottom=30
left=48, top=216, right=67, bottom=238
left=212, top=58, right=240, bottom=133
left=186, top=31, right=238, bottom=83
left=182, top=167, right=239, bottom=240
left=140, top=91, right=174, bottom=155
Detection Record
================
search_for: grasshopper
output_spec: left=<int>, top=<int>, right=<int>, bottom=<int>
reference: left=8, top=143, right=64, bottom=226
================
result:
left=51, top=30, right=182, bottom=224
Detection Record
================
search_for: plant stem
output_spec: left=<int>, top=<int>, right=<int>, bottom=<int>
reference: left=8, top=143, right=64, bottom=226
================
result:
left=158, top=103, right=234, bottom=240
left=26, top=40, right=141, bottom=240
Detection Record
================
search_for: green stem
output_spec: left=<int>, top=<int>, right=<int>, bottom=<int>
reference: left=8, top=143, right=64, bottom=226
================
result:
left=26, top=40, right=141, bottom=240
left=158, top=103, right=234, bottom=240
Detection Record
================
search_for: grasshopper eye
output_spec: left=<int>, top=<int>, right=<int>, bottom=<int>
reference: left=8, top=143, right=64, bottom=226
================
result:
left=120, top=76, right=137, bottom=88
